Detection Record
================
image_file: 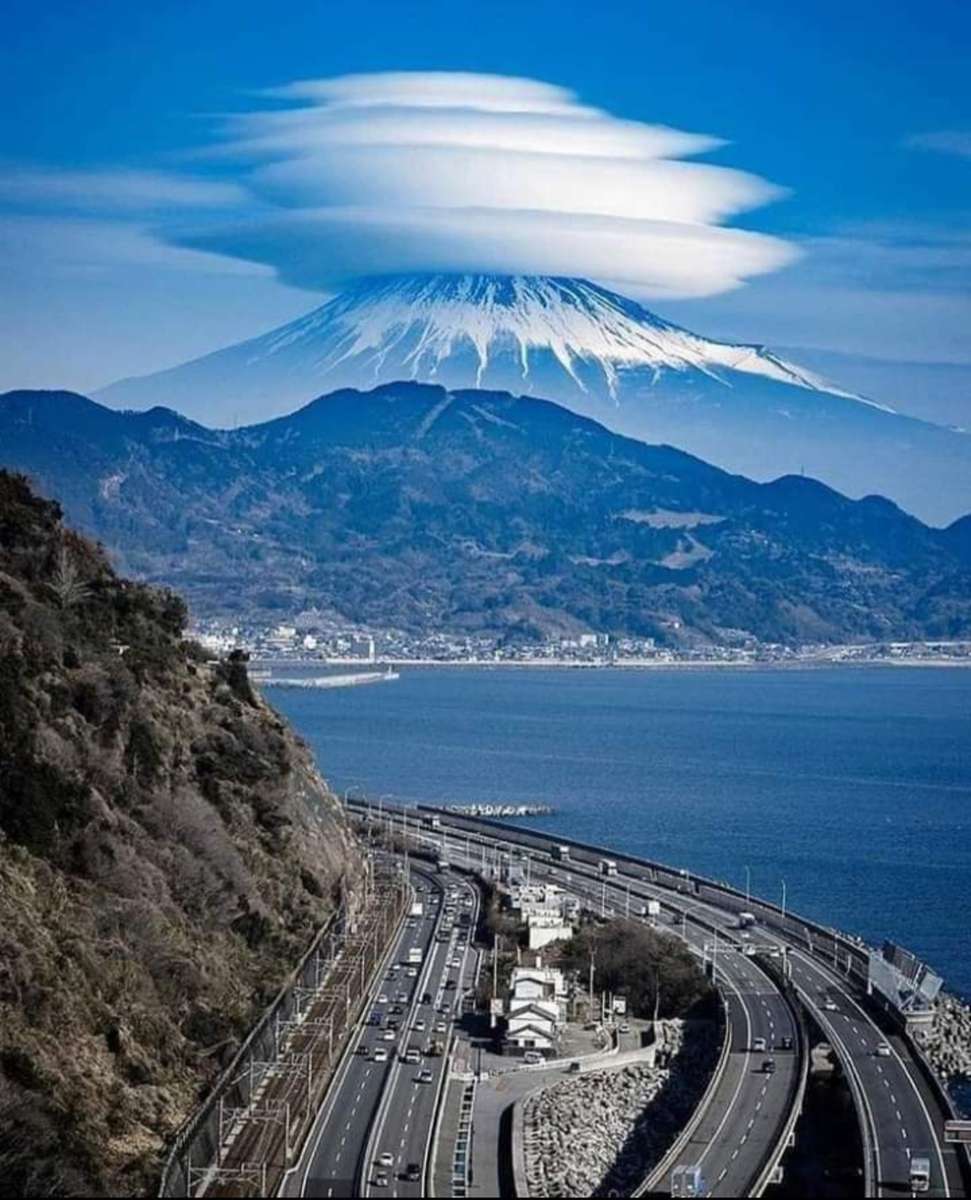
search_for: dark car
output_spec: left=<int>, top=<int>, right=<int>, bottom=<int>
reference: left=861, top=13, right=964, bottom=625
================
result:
left=421, top=992, right=433, bottom=1005
left=779, top=1036, right=793, bottom=1051
left=405, top=1162, right=421, bottom=1182
left=762, top=1058, right=777, bottom=1074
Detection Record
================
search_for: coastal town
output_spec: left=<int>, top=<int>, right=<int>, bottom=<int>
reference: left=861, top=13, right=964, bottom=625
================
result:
left=192, top=617, right=971, bottom=669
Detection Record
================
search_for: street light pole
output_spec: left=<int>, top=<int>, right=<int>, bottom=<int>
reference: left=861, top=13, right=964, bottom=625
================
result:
left=745, top=865, right=751, bottom=904
left=781, top=879, right=787, bottom=923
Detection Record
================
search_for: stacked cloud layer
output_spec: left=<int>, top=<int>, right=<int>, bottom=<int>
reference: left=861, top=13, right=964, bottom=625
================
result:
left=177, top=71, right=797, bottom=298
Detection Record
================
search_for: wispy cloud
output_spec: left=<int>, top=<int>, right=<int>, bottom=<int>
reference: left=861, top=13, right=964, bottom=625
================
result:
left=173, top=71, right=797, bottom=299
left=903, top=130, right=971, bottom=159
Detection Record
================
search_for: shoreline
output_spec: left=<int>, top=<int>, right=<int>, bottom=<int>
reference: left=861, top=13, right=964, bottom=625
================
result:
left=251, top=655, right=971, bottom=672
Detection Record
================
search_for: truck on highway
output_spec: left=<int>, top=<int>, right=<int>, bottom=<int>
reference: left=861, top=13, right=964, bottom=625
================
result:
left=910, top=1156, right=931, bottom=1193
left=409, top=900, right=424, bottom=918
left=407, top=947, right=423, bottom=965
left=552, top=844, right=571, bottom=862
left=599, top=858, right=618, bottom=877
left=737, top=911, right=756, bottom=929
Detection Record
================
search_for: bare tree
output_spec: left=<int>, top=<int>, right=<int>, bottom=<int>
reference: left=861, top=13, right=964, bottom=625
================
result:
left=50, top=542, right=90, bottom=609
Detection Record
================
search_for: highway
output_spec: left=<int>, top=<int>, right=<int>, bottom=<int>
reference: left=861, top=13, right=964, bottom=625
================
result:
left=283, top=862, right=477, bottom=1199
left=357, top=802, right=962, bottom=1199
left=543, top=863, right=800, bottom=1198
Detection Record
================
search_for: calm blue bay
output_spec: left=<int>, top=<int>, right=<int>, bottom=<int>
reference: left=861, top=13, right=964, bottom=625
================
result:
left=269, top=666, right=971, bottom=1001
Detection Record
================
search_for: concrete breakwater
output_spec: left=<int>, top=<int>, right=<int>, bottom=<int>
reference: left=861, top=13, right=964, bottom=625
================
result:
left=442, top=803, right=554, bottom=818
left=925, top=994, right=971, bottom=1086
left=521, top=1021, right=717, bottom=1197
left=261, top=670, right=399, bottom=690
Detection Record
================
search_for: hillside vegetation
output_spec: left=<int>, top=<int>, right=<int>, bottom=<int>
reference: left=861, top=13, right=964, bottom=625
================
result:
left=0, top=472, right=360, bottom=1195
left=2, top=384, right=970, bottom=645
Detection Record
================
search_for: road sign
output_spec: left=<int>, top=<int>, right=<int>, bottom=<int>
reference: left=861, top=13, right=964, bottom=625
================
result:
left=945, top=1120, right=971, bottom=1144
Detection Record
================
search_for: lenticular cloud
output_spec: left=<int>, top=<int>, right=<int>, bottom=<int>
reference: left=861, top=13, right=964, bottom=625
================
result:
left=178, top=71, right=797, bottom=298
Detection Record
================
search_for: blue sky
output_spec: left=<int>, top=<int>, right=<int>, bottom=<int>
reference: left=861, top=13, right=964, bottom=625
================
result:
left=1, top=0, right=969, bottom=422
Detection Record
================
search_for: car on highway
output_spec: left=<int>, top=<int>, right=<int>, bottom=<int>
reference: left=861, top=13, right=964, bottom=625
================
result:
left=822, top=999, right=838, bottom=1012
left=523, top=1050, right=544, bottom=1065
left=752, top=1037, right=767, bottom=1052
left=762, top=1058, right=777, bottom=1074
left=417, top=1068, right=434, bottom=1083
left=356, top=1043, right=369, bottom=1055
left=380, top=1028, right=395, bottom=1041
left=406, top=967, right=418, bottom=978
left=373, top=1171, right=389, bottom=1188
left=406, top=1162, right=421, bottom=1182
left=618, top=1023, right=631, bottom=1034
left=435, top=1021, right=447, bottom=1034
left=377, top=993, right=389, bottom=1004
left=445, top=979, right=457, bottom=990
left=875, top=1042, right=892, bottom=1057
left=778, top=1035, right=794, bottom=1051
left=376, top=1152, right=395, bottom=1168
left=421, top=991, right=433, bottom=1005
left=396, top=991, right=409, bottom=1003
left=450, top=956, right=461, bottom=967
left=373, top=1047, right=389, bottom=1062
left=414, top=1019, right=426, bottom=1031
left=404, top=1047, right=422, bottom=1064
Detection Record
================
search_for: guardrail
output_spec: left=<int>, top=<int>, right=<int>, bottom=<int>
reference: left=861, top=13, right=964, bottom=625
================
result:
left=633, top=994, right=732, bottom=1196
left=749, top=961, right=811, bottom=1196
left=906, top=1035, right=971, bottom=1193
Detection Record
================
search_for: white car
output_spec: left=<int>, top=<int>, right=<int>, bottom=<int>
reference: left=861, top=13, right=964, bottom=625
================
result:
left=377, top=1152, right=394, bottom=1168
left=450, top=957, right=461, bottom=968
left=406, top=967, right=418, bottom=978
left=381, top=1028, right=395, bottom=1041
left=435, top=1021, right=447, bottom=1034
left=373, top=1047, right=389, bottom=1062
left=377, top=993, right=389, bottom=1004
left=822, top=999, right=838, bottom=1012
left=752, top=1037, right=767, bottom=1052
left=875, top=1042, right=892, bottom=1057
left=414, top=1019, right=426, bottom=1031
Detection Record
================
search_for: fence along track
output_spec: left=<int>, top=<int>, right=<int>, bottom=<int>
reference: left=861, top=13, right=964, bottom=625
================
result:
left=159, top=867, right=408, bottom=1198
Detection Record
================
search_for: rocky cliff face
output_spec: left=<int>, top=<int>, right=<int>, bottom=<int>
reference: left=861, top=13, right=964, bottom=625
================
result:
left=0, top=471, right=361, bottom=1196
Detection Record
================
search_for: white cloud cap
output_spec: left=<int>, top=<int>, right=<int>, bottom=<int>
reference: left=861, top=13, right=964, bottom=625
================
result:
left=178, top=71, right=797, bottom=298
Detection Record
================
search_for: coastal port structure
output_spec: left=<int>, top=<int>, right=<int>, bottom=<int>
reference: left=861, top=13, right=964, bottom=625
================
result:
left=344, top=798, right=966, bottom=1199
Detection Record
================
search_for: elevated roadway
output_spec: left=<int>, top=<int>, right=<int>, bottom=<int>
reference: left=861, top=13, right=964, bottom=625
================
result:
left=351, top=800, right=963, bottom=1198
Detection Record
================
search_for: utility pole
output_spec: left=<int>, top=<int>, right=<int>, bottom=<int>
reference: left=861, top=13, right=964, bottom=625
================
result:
left=601, top=880, right=606, bottom=919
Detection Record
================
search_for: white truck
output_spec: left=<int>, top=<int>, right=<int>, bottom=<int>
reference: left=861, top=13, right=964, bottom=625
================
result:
left=599, top=858, right=618, bottom=877
left=407, top=946, right=423, bottom=965
left=737, top=911, right=757, bottom=929
left=671, top=1164, right=706, bottom=1197
left=552, top=844, right=571, bottom=862
left=409, top=900, right=424, bottom=918
left=910, top=1156, right=930, bottom=1193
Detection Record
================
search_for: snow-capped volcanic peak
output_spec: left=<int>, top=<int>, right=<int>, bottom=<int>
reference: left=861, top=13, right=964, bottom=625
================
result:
left=254, top=274, right=860, bottom=401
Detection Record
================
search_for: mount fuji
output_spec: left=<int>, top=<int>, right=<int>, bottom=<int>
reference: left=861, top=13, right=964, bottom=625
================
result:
left=97, top=274, right=971, bottom=524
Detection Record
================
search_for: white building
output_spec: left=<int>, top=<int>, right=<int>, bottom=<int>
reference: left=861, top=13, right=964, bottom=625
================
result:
left=505, top=961, right=567, bottom=1055
left=527, top=915, right=574, bottom=951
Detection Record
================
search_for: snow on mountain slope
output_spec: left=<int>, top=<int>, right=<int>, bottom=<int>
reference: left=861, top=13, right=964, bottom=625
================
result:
left=252, top=274, right=866, bottom=401
left=97, top=274, right=971, bottom=524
